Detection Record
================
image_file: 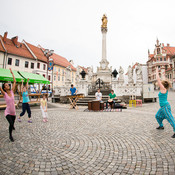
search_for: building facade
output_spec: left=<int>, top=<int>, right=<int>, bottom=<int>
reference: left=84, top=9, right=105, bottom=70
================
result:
left=51, top=53, right=76, bottom=89
left=0, top=32, right=76, bottom=91
left=147, top=39, right=175, bottom=88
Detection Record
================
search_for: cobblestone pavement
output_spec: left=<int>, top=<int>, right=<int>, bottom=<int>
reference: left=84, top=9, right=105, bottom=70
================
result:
left=1, top=92, right=175, bottom=175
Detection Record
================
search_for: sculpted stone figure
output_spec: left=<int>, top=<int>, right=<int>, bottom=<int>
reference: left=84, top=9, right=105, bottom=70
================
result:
left=101, top=14, right=108, bottom=28
left=65, top=65, right=71, bottom=81
left=135, top=63, right=143, bottom=80
left=128, top=65, right=133, bottom=83
left=75, top=66, right=81, bottom=82
left=119, top=66, right=124, bottom=81
left=87, top=67, right=93, bottom=81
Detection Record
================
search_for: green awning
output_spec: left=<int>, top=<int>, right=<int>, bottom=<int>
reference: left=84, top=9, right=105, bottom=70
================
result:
left=0, top=68, right=24, bottom=82
left=18, top=71, right=50, bottom=84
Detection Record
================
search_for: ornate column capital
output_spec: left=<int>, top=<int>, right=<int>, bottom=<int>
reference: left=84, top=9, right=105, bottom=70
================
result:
left=101, top=27, right=108, bottom=33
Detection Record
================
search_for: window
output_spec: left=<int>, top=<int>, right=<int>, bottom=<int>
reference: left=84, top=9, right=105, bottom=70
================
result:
left=54, top=67, right=57, bottom=72
left=15, top=59, right=20, bottom=66
left=58, top=68, right=60, bottom=72
left=164, top=57, right=166, bottom=61
left=165, top=65, right=168, bottom=70
left=43, top=64, right=46, bottom=70
left=37, top=63, right=40, bottom=69
left=58, top=76, right=60, bottom=81
left=25, top=61, right=29, bottom=68
left=43, top=74, right=45, bottom=77
left=62, top=69, right=64, bottom=75
left=54, top=75, right=56, bottom=81
left=160, top=57, right=162, bottom=61
left=157, top=48, right=160, bottom=54
left=31, top=62, right=34, bottom=69
left=170, top=74, right=172, bottom=79
left=62, top=76, right=64, bottom=81
left=8, top=58, right=12, bottom=65
left=48, top=75, right=51, bottom=81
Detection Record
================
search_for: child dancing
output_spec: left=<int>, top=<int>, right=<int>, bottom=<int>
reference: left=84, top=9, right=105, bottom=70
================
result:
left=40, top=94, right=48, bottom=122
left=155, top=67, right=175, bottom=138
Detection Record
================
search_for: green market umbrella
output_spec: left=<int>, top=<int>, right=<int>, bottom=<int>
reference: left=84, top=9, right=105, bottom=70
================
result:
left=18, top=71, right=50, bottom=84
left=0, top=68, right=24, bottom=82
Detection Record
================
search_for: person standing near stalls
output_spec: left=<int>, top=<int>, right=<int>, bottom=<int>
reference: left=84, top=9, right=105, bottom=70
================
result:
left=70, top=84, right=77, bottom=96
left=70, top=84, right=77, bottom=109
left=95, top=88, right=102, bottom=102
left=0, top=68, right=16, bottom=142
left=155, top=67, right=175, bottom=138
left=18, top=78, right=32, bottom=123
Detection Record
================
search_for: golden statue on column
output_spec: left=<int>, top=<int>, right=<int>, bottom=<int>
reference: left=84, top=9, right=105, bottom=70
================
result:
left=101, top=14, right=108, bottom=28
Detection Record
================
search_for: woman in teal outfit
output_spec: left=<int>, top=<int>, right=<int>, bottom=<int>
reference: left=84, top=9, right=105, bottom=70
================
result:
left=18, top=78, right=32, bottom=123
left=155, top=67, right=175, bottom=138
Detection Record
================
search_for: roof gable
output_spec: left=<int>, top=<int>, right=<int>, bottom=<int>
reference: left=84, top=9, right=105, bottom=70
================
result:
left=52, top=53, right=76, bottom=71
left=1, top=37, right=34, bottom=59
left=25, top=42, right=47, bottom=62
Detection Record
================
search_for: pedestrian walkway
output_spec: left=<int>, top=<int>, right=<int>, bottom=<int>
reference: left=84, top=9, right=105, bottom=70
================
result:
left=0, top=92, right=175, bottom=175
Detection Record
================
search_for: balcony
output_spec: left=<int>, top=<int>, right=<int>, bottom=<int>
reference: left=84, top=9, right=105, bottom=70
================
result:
left=153, top=61, right=171, bottom=65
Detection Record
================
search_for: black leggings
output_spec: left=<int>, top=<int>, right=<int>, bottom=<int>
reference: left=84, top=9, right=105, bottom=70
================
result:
left=6, top=115, right=16, bottom=137
left=20, top=103, right=31, bottom=118
left=106, top=101, right=115, bottom=109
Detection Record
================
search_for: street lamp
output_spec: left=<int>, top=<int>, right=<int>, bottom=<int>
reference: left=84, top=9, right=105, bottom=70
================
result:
left=44, top=49, right=54, bottom=99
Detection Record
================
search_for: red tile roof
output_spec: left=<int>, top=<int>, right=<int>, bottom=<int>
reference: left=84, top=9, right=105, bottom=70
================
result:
left=79, top=66, right=88, bottom=73
left=25, top=41, right=47, bottom=62
left=163, top=46, right=175, bottom=55
left=0, top=36, right=6, bottom=52
left=149, top=54, right=154, bottom=58
left=0, top=36, right=34, bottom=59
left=52, top=53, right=76, bottom=71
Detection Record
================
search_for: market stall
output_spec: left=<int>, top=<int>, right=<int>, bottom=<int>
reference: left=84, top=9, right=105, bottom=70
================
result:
left=0, top=68, right=50, bottom=108
left=17, top=71, right=50, bottom=105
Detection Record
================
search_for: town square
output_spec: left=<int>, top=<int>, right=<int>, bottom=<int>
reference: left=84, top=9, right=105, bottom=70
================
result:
left=1, top=0, right=175, bottom=174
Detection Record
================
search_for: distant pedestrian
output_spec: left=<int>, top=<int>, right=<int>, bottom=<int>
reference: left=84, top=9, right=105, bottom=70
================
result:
left=0, top=68, right=16, bottom=142
left=40, top=94, right=48, bottom=122
left=18, top=78, right=32, bottom=123
left=155, top=67, right=175, bottom=138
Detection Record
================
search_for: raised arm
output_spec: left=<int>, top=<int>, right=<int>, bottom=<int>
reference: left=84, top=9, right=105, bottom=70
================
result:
left=21, top=79, right=24, bottom=93
left=10, top=68, right=16, bottom=93
left=156, top=67, right=166, bottom=92
left=0, top=86, right=5, bottom=96
left=26, top=78, right=29, bottom=90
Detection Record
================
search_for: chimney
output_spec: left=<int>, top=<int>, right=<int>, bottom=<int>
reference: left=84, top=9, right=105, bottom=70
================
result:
left=162, top=43, right=164, bottom=47
left=69, top=60, right=74, bottom=65
left=167, top=43, right=170, bottom=47
left=3, top=32, right=8, bottom=43
left=11, top=36, right=18, bottom=46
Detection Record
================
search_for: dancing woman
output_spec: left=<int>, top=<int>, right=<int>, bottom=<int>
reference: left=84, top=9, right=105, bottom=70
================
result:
left=155, top=67, right=175, bottom=138
left=0, top=68, right=16, bottom=142
left=18, top=78, right=32, bottom=123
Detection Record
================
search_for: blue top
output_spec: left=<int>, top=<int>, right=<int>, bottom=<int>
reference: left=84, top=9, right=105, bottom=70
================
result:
left=22, top=91, right=30, bottom=103
left=70, top=87, right=76, bottom=95
left=158, top=91, right=169, bottom=107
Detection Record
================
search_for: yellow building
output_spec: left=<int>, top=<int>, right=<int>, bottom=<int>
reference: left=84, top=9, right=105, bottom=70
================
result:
left=52, top=53, right=76, bottom=88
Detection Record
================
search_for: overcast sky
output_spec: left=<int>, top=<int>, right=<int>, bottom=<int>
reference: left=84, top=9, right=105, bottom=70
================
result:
left=0, top=0, right=175, bottom=73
